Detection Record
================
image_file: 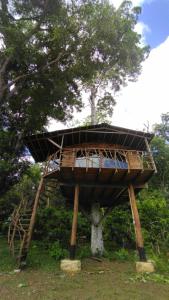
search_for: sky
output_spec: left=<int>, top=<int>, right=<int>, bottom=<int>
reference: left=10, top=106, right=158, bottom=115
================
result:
left=112, top=0, right=169, bottom=131
left=49, top=0, right=169, bottom=132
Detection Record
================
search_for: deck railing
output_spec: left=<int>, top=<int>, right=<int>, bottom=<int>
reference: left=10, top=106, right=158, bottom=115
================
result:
left=44, top=148, right=156, bottom=175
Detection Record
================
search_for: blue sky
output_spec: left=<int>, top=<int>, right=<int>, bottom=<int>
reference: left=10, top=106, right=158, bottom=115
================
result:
left=140, top=0, right=169, bottom=48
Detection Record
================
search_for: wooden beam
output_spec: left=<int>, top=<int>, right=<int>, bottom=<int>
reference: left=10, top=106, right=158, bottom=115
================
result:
left=128, top=184, right=147, bottom=262
left=70, top=184, right=79, bottom=259
left=22, top=177, right=44, bottom=263
left=59, top=182, right=147, bottom=189
left=47, top=138, right=62, bottom=149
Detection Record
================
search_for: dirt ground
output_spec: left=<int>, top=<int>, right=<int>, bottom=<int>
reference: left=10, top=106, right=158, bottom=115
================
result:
left=1, top=259, right=169, bottom=300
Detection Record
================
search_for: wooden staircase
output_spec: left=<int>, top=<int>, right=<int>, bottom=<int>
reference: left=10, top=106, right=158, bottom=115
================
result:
left=8, top=176, right=59, bottom=268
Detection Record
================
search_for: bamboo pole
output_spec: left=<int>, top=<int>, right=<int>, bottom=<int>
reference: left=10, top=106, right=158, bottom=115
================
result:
left=128, top=184, right=147, bottom=261
left=70, top=184, right=79, bottom=259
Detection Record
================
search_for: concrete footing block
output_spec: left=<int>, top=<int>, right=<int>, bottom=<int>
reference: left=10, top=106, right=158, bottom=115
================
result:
left=136, top=261, right=155, bottom=273
left=60, top=259, right=81, bottom=273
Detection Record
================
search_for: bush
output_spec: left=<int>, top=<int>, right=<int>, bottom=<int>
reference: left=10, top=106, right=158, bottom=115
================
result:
left=49, top=241, right=68, bottom=261
left=34, top=207, right=90, bottom=247
left=77, top=245, right=91, bottom=259
left=113, top=248, right=130, bottom=261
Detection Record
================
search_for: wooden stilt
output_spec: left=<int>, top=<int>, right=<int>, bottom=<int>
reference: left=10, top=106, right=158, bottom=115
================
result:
left=19, top=177, right=44, bottom=265
left=128, top=184, right=147, bottom=262
left=70, top=184, right=79, bottom=260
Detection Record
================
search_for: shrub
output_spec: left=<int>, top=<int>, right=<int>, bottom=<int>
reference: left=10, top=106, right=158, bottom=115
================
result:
left=34, top=207, right=90, bottom=247
left=77, top=245, right=91, bottom=259
left=114, top=248, right=130, bottom=261
left=49, top=241, right=68, bottom=261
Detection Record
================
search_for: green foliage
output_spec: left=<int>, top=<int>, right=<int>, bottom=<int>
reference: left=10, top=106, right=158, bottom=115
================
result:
left=0, top=0, right=148, bottom=193
left=113, top=248, right=130, bottom=261
left=104, top=188, right=169, bottom=256
left=150, top=113, right=169, bottom=194
left=0, top=237, right=16, bottom=271
left=104, top=204, right=134, bottom=249
left=34, top=207, right=90, bottom=247
left=49, top=241, right=68, bottom=261
left=148, top=251, right=169, bottom=274
left=138, top=189, right=169, bottom=253
left=0, top=164, right=41, bottom=227
left=153, top=112, right=169, bottom=142
left=77, top=245, right=91, bottom=259
left=150, top=136, right=169, bottom=193
left=35, top=207, right=72, bottom=246
left=81, top=0, right=149, bottom=124
left=129, top=272, right=169, bottom=284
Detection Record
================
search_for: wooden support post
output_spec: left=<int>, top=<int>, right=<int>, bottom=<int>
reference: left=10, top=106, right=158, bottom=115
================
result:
left=20, top=177, right=44, bottom=264
left=128, top=184, right=147, bottom=262
left=70, top=184, right=79, bottom=260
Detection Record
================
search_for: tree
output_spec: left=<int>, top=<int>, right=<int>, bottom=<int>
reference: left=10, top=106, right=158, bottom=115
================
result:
left=81, top=0, right=149, bottom=124
left=149, top=113, right=169, bottom=194
left=0, top=0, right=149, bottom=256
left=0, top=1, right=148, bottom=196
left=150, top=137, right=169, bottom=192
left=0, top=164, right=41, bottom=228
left=153, top=113, right=169, bottom=143
left=79, top=0, right=149, bottom=256
left=0, top=0, right=82, bottom=194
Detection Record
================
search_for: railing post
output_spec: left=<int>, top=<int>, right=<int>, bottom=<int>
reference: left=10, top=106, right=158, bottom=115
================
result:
left=144, top=138, right=157, bottom=172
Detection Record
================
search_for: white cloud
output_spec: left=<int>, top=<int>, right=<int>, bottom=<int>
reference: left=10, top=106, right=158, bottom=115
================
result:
left=135, top=21, right=151, bottom=45
left=112, top=36, right=169, bottom=131
left=135, top=22, right=151, bottom=36
left=111, top=0, right=153, bottom=8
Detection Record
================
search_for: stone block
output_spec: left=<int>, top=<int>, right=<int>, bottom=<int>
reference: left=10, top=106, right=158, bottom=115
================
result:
left=60, top=259, right=81, bottom=273
left=136, top=261, right=155, bottom=273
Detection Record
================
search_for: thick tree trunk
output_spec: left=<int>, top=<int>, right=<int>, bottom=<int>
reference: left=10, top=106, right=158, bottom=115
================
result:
left=90, top=85, right=104, bottom=255
left=91, top=203, right=104, bottom=256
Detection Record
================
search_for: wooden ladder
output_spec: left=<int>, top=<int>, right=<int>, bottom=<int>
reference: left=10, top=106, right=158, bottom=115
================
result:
left=8, top=176, right=59, bottom=268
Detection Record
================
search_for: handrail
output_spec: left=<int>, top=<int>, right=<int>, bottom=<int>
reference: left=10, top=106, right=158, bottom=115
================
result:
left=45, top=147, right=156, bottom=173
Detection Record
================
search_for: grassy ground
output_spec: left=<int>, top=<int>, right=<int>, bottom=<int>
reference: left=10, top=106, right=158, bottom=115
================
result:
left=1, top=238, right=169, bottom=300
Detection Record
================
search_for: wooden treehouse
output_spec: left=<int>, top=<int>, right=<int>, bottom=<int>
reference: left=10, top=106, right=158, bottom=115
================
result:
left=8, top=123, right=156, bottom=268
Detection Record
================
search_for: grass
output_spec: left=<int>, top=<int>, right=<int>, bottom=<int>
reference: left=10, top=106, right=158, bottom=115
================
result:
left=1, top=237, right=169, bottom=300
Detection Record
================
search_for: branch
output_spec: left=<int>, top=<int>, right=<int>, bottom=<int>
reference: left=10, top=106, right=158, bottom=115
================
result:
left=0, top=55, right=11, bottom=74
left=6, top=50, right=64, bottom=90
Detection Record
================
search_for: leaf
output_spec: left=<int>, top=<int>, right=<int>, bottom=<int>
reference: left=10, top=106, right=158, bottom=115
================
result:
left=18, top=283, right=28, bottom=288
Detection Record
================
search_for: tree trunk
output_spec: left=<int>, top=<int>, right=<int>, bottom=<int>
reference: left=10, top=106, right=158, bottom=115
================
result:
left=90, top=86, right=97, bottom=125
left=91, top=203, right=104, bottom=256
left=90, top=85, right=104, bottom=255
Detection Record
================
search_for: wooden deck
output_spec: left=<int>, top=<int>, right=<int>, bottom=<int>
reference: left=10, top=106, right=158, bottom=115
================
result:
left=44, top=166, right=154, bottom=208
left=42, top=146, right=156, bottom=208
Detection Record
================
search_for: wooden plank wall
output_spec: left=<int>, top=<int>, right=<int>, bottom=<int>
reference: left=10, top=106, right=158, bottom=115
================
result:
left=127, top=151, right=143, bottom=169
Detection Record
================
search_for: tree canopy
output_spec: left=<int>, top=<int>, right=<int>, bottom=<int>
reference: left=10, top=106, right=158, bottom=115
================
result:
left=0, top=0, right=149, bottom=194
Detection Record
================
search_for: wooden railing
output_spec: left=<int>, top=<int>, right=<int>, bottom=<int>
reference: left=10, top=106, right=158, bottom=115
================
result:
left=44, top=148, right=156, bottom=174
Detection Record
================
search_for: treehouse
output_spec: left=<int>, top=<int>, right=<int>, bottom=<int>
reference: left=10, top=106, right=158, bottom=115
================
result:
left=8, top=123, right=156, bottom=269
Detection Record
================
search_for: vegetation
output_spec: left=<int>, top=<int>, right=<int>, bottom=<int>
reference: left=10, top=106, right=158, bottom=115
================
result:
left=1, top=114, right=169, bottom=263
left=0, top=0, right=148, bottom=196
left=0, top=0, right=169, bottom=297
left=1, top=237, right=169, bottom=300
